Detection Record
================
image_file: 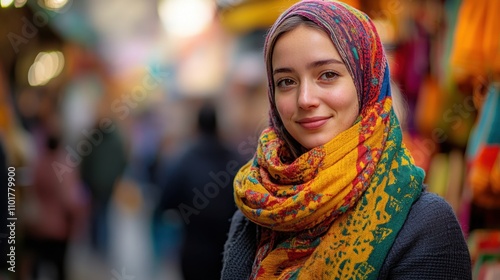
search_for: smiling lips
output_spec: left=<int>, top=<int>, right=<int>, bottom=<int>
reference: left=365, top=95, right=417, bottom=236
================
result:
left=296, top=116, right=331, bottom=129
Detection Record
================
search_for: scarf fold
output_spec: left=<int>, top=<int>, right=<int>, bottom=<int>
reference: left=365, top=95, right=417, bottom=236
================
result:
left=233, top=1, right=425, bottom=279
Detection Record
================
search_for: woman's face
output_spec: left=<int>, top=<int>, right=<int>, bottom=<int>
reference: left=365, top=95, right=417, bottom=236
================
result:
left=272, top=25, right=359, bottom=149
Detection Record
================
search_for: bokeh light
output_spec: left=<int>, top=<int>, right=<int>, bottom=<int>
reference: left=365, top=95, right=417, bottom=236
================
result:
left=27, top=51, right=65, bottom=86
left=158, top=0, right=215, bottom=38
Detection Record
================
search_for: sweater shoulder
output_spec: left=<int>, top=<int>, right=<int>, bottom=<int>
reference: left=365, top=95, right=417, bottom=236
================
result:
left=396, top=191, right=469, bottom=251
left=221, top=210, right=257, bottom=279
left=408, top=191, right=458, bottom=227
left=379, top=191, right=472, bottom=279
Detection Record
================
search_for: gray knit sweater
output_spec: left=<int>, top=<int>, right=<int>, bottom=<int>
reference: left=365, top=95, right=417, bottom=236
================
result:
left=221, top=191, right=472, bottom=279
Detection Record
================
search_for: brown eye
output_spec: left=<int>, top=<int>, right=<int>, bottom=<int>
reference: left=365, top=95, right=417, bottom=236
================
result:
left=319, top=71, right=338, bottom=80
left=276, top=78, right=296, bottom=88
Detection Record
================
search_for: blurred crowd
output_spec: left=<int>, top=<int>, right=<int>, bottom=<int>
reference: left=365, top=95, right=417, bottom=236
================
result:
left=0, top=0, right=499, bottom=279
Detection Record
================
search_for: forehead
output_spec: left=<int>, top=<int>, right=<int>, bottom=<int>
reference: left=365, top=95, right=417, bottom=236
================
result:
left=272, top=25, right=340, bottom=65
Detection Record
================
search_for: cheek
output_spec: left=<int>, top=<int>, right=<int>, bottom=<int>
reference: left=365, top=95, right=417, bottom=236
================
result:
left=341, top=99, right=359, bottom=123
left=275, top=96, right=295, bottom=120
left=345, top=99, right=360, bottom=125
left=327, top=86, right=359, bottom=114
left=348, top=103, right=360, bottom=123
left=338, top=94, right=359, bottom=112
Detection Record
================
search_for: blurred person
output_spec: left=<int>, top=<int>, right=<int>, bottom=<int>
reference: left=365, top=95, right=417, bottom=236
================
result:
left=79, top=119, right=128, bottom=258
left=1, top=54, right=34, bottom=280
left=23, top=108, right=86, bottom=280
left=466, top=82, right=500, bottom=230
left=155, top=101, right=244, bottom=280
left=222, top=1, right=471, bottom=279
left=53, top=41, right=130, bottom=260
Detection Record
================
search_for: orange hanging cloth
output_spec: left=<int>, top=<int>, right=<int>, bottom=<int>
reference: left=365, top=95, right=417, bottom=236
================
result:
left=450, top=0, right=500, bottom=84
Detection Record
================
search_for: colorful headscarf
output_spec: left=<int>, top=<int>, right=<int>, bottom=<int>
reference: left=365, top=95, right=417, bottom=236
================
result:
left=233, top=0, right=425, bottom=279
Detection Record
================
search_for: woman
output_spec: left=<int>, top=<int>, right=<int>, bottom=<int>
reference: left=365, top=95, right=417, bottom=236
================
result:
left=221, top=1, right=472, bottom=279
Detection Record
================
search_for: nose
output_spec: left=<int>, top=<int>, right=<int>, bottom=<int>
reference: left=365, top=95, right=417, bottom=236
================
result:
left=297, top=80, right=319, bottom=109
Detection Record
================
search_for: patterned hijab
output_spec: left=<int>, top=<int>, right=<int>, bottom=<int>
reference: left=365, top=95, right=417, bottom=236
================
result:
left=233, top=1, right=425, bottom=279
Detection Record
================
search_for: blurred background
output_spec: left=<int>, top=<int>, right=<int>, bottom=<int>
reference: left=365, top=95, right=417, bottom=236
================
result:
left=0, top=0, right=499, bottom=279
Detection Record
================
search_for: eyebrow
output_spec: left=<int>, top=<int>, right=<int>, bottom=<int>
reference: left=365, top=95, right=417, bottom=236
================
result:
left=272, top=58, right=344, bottom=76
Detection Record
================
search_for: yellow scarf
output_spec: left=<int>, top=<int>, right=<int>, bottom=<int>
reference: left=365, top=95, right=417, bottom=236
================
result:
left=234, top=99, right=424, bottom=279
